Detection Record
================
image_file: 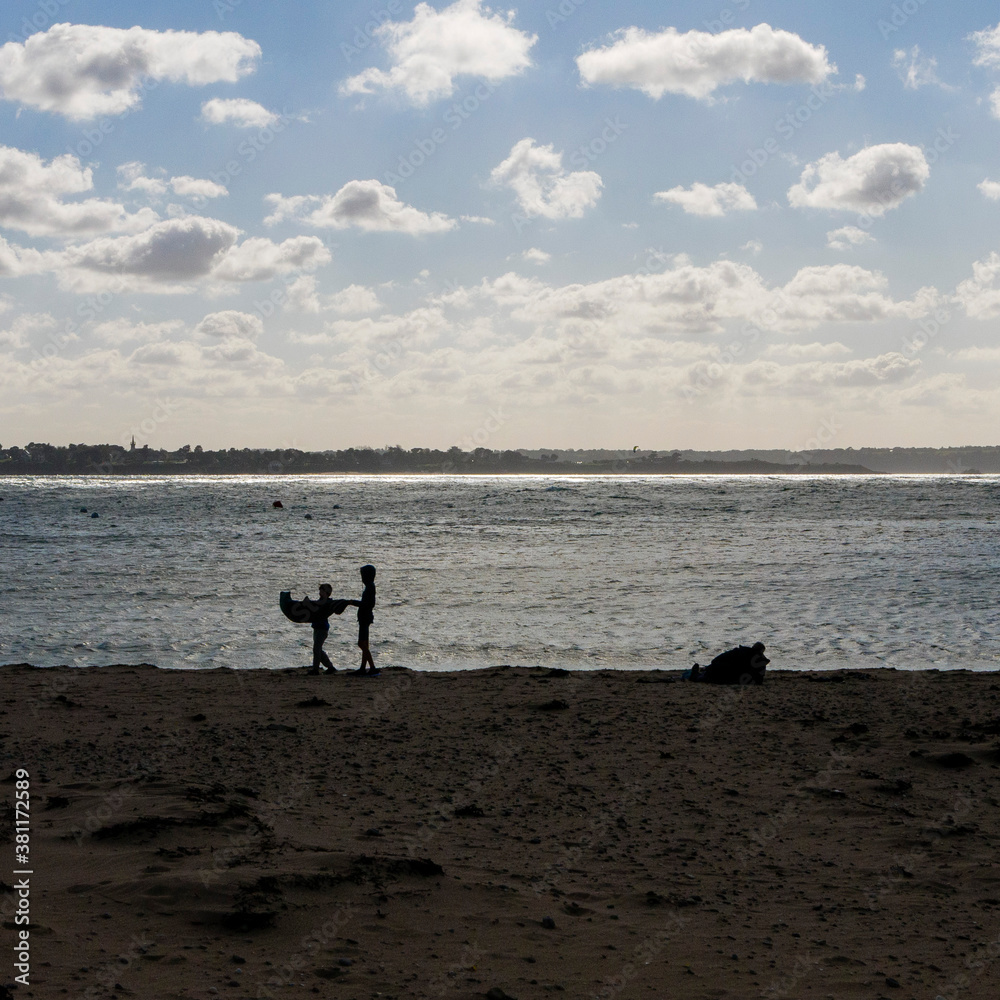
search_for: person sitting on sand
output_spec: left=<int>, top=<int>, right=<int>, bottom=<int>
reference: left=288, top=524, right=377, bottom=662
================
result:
left=306, top=584, right=340, bottom=675
left=690, top=642, right=769, bottom=685
left=346, top=564, right=378, bottom=676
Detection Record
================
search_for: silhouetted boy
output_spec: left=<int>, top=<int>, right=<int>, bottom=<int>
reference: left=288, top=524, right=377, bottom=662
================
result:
left=347, top=564, right=378, bottom=675
left=307, top=584, right=338, bottom=674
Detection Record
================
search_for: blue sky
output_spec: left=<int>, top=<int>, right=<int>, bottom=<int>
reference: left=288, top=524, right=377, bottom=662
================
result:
left=2, top=0, right=1000, bottom=452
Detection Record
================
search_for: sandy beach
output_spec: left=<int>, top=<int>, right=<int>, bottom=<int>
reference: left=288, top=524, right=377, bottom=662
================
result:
left=3, top=663, right=999, bottom=999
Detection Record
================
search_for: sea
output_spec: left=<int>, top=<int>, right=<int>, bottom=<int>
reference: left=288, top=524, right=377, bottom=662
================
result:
left=1, top=474, right=998, bottom=673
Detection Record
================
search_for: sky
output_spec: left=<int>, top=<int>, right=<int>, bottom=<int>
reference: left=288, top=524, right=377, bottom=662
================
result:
left=1, top=0, right=1000, bottom=453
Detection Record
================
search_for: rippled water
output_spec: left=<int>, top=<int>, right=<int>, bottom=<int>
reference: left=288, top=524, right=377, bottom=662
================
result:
left=1, top=474, right=998, bottom=672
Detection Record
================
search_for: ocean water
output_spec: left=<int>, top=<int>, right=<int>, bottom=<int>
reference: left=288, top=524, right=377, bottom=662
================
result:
left=0, top=474, right=998, bottom=673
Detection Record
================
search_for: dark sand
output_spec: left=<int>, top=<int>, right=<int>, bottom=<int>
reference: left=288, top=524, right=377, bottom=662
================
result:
left=2, top=664, right=1000, bottom=999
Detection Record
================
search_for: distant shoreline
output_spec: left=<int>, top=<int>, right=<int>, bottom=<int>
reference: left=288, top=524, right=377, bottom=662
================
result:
left=6, top=441, right=1000, bottom=473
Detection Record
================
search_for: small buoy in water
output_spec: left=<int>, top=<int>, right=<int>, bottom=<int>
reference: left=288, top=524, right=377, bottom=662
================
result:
left=304, top=513, right=313, bottom=520
left=80, top=507, right=88, bottom=513
left=91, top=511, right=99, bottom=518
left=272, top=500, right=283, bottom=508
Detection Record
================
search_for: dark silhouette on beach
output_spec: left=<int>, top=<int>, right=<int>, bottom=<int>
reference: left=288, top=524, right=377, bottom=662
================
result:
left=690, top=642, right=769, bottom=685
left=346, top=564, right=378, bottom=675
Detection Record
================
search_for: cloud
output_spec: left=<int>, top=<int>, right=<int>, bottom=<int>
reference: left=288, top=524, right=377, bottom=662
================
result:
left=117, top=162, right=227, bottom=202
left=40, top=216, right=327, bottom=292
left=521, top=248, right=551, bottom=265
left=0, top=145, right=158, bottom=237
left=741, top=352, right=919, bottom=390
left=955, top=251, right=1000, bottom=318
left=200, top=97, right=278, bottom=127
left=950, top=346, right=1000, bottom=363
left=327, top=284, right=382, bottom=315
left=826, top=225, right=876, bottom=251
left=0, top=312, right=58, bottom=351
left=460, top=259, right=934, bottom=339
left=891, top=46, right=952, bottom=90
left=0, top=23, right=260, bottom=120
left=980, top=180, right=1000, bottom=201
left=210, top=235, right=331, bottom=283
left=340, top=0, right=536, bottom=106
left=991, top=87, right=1000, bottom=119
left=762, top=341, right=852, bottom=359
left=787, top=143, right=929, bottom=216
left=654, top=181, right=757, bottom=217
left=91, top=318, right=184, bottom=345
left=194, top=310, right=264, bottom=340
left=741, top=239, right=763, bottom=254
left=264, top=181, right=456, bottom=234
left=57, top=216, right=239, bottom=288
left=576, top=23, right=835, bottom=100
left=490, top=139, right=603, bottom=220
left=971, top=23, right=1000, bottom=67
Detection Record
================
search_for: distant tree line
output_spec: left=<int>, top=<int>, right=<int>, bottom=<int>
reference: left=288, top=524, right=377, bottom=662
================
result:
left=0, top=442, right=891, bottom=475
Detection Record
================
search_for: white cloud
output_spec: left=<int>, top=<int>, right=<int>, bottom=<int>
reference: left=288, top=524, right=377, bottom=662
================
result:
left=521, top=248, right=551, bottom=265
left=201, top=97, right=278, bottom=128
left=654, top=181, right=757, bottom=217
left=340, top=0, right=536, bottom=106
left=971, top=23, right=1000, bottom=67
left=741, top=239, right=763, bottom=254
left=461, top=259, right=934, bottom=339
left=0, top=312, right=58, bottom=351
left=740, top=353, right=919, bottom=390
left=284, top=275, right=320, bottom=313
left=91, top=318, right=184, bottom=345
left=955, top=251, right=1000, bottom=318
left=194, top=310, right=264, bottom=340
left=950, top=346, right=1000, bottom=363
left=0, top=23, right=260, bottom=120
left=0, top=145, right=157, bottom=237
left=117, top=162, right=227, bottom=202
left=762, top=341, right=852, bottom=359
left=37, top=216, right=327, bottom=293
left=169, top=176, right=228, bottom=201
left=59, top=216, right=239, bottom=287
left=991, top=86, right=1000, bottom=119
left=264, top=181, right=456, bottom=234
left=210, top=235, right=331, bottom=283
left=979, top=180, right=1000, bottom=201
left=788, top=143, right=929, bottom=216
left=576, top=23, right=835, bottom=100
left=327, top=284, right=382, bottom=315
left=490, top=139, right=603, bottom=220
left=891, top=46, right=951, bottom=90
left=827, top=225, right=876, bottom=251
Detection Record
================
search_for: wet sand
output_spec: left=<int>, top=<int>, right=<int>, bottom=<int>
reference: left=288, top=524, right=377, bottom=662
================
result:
left=3, top=663, right=1000, bottom=999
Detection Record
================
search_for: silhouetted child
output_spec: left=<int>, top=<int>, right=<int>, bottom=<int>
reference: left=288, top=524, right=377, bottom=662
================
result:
left=307, top=583, right=339, bottom=674
left=347, top=564, right=377, bottom=675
